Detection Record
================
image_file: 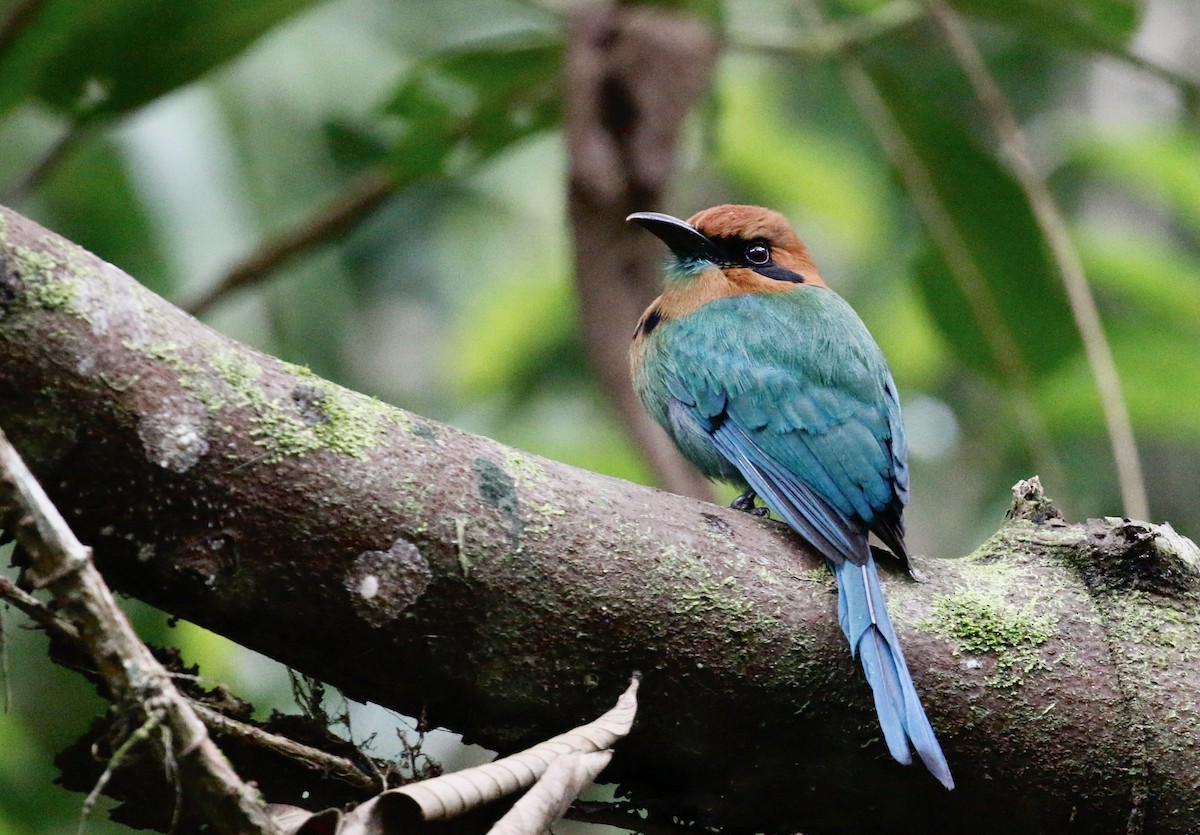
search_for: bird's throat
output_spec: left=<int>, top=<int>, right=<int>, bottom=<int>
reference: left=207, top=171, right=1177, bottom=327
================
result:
left=654, top=263, right=797, bottom=322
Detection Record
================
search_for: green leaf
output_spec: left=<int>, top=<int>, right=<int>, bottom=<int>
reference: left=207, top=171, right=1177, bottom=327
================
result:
left=385, top=34, right=562, bottom=183
left=1076, top=226, right=1200, bottom=337
left=452, top=271, right=586, bottom=406
left=1040, top=328, right=1200, bottom=440
left=0, top=0, right=323, bottom=118
left=950, top=0, right=1141, bottom=54
left=323, top=120, right=394, bottom=173
left=0, top=1, right=82, bottom=118
left=1073, top=130, right=1200, bottom=239
left=867, top=67, right=1084, bottom=380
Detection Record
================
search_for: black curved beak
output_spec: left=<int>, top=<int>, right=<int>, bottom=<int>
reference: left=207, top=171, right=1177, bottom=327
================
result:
left=627, top=212, right=720, bottom=262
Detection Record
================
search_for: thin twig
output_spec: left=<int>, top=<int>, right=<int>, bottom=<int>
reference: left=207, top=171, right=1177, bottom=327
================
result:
left=0, top=0, right=49, bottom=63
left=191, top=702, right=382, bottom=792
left=183, top=168, right=395, bottom=316
left=161, top=722, right=184, bottom=835
left=0, top=115, right=93, bottom=204
left=928, top=0, right=1149, bottom=521
left=0, top=573, right=81, bottom=710
left=1116, top=48, right=1200, bottom=95
left=795, top=0, right=1066, bottom=489
left=0, top=574, right=82, bottom=641
left=78, top=709, right=168, bottom=835
left=736, top=0, right=925, bottom=59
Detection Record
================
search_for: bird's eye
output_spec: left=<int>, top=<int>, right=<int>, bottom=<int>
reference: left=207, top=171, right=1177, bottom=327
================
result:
left=745, top=241, right=771, bottom=265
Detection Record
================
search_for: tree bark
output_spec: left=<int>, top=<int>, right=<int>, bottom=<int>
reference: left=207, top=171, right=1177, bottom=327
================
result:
left=2, top=204, right=1199, bottom=834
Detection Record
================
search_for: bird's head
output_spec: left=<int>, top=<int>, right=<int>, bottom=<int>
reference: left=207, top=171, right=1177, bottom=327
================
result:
left=627, top=204, right=825, bottom=290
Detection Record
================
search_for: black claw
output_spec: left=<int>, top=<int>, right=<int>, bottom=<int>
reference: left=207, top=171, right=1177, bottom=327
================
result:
left=731, top=490, right=769, bottom=517
left=731, top=489, right=755, bottom=511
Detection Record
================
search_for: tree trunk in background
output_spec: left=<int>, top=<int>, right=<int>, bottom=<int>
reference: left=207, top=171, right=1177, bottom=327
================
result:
left=565, top=5, right=717, bottom=501
left=3, top=205, right=1200, bottom=834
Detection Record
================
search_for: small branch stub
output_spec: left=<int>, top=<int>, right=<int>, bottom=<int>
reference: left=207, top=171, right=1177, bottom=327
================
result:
left=1007, top=476, right=1064, bottom=523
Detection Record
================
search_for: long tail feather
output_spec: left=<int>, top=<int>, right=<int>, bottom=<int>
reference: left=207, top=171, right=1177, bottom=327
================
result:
left=833, top=558, right=954, bottom=789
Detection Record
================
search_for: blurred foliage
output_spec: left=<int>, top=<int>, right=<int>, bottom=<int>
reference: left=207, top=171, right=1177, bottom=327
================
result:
left=0, top=0, right=326, bottom=117
left=1, top=0, right=1199, bottom=831
left=385, top=35, right=562, bottom=178
left=873, top=65, right=1086, bottom=380
left=949, top=0, right=1141, bottom=52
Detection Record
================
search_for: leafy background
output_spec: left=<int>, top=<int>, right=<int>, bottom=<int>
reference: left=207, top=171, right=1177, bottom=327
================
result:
left=0, top=0, right=1197, bottom=830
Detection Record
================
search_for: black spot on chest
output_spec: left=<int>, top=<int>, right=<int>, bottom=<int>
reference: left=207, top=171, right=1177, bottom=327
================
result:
left=636, top=308, right=663, bottom=338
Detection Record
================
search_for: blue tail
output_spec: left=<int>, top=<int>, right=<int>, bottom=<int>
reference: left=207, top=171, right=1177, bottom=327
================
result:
left=833, top=557, right=954, bottom=789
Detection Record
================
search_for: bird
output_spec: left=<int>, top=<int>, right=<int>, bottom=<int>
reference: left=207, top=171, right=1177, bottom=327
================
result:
left=627, top=204, right=953, bottom=789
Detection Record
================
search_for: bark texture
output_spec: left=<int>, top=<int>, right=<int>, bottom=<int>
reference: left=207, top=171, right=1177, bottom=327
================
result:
left=2, top=205, right=1200, bottom=834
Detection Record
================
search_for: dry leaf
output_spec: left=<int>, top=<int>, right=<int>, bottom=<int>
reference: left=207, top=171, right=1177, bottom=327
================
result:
left=487, top=749, right=613, bottom=835
left=262, top=676, right=639, bottom=834
left=391, top=675, right=638, bottom=820
left=267, top=803, right=343, bottom=835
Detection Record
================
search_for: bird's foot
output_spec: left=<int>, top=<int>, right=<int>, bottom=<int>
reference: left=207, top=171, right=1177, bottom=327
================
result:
left=731, top=490, right=769, bottom=517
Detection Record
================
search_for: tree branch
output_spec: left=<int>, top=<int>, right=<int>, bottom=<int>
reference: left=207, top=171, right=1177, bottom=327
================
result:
left=2, top=204, right=1200, bottom=833
left=181, top=168, right=396, bottom=317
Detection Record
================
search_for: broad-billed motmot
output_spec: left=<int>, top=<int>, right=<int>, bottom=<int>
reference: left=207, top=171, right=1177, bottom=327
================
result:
left=628, top=204, right=953, bottom=789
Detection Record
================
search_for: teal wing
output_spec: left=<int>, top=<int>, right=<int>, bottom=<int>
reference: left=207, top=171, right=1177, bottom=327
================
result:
left=660, top=288, right=908, bottom=566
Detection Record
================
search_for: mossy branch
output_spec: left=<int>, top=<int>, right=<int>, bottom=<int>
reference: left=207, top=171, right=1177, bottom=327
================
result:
left=2, top=204, right=1200, bottom=834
